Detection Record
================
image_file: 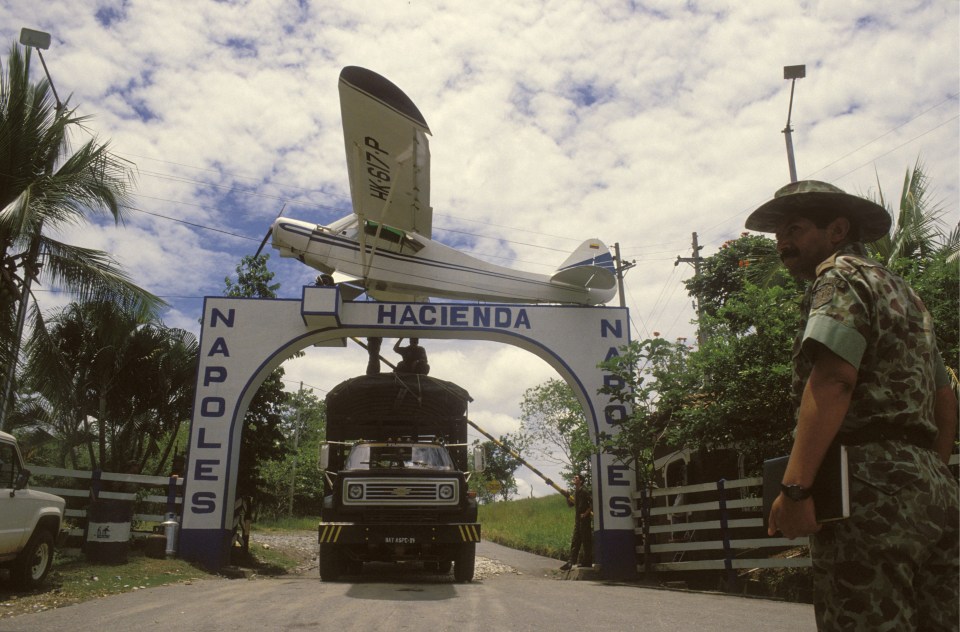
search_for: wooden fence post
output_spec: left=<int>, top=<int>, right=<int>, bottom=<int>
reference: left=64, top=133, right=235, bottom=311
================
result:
left=716, top=478, right=737, bottom=592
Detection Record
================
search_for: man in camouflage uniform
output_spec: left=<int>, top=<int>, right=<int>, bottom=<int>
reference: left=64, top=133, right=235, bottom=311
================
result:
left=747, top=180, right=958, bottom=631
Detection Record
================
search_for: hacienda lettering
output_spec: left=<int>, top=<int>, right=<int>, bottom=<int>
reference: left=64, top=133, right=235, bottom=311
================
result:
left=377, top=304, right=531, bottom=329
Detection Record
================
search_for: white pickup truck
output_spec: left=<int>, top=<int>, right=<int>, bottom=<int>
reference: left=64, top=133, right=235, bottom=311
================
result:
left=0, top=430, right=65, bottom=589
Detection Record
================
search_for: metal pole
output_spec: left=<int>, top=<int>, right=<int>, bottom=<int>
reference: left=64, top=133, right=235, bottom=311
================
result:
left=783, top=78, right=799, bottom=183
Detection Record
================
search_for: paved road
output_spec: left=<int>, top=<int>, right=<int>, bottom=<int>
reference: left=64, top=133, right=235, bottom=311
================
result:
left=0, top=542, right=817, bottom=632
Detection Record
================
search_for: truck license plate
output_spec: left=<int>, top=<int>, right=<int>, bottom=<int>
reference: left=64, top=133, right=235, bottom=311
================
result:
left=384, top=537, right=416, bottom=544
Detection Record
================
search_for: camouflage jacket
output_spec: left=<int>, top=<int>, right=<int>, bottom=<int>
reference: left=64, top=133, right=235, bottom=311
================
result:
left=791, top=243, right=947, bottom=442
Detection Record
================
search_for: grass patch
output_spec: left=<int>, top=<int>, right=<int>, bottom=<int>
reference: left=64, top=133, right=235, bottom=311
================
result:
left=253, top=515, right=318, bottom=532
left=479, top=494, right=571, bottom=560
left=0, top=547, right=211, bottom=620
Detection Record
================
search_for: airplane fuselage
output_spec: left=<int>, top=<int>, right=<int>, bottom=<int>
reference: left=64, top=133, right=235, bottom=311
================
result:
left=271, top=217, right=616, bottom=305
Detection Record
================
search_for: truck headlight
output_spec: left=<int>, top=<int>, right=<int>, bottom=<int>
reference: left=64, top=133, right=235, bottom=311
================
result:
left=438, top=483, right=455, bottom=500
left=347, top=483, right=363, bottom=500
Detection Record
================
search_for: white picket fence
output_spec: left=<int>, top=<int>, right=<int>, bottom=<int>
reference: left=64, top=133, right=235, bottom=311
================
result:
left=634, top=453, right=959, bottom=578
left=27, top=465, right=184, bottom=536
left=633, top=476, right=809, bottom=578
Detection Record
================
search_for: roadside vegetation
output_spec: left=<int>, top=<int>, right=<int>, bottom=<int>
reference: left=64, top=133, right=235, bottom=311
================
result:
left=478, top=494, right=570, bottom=560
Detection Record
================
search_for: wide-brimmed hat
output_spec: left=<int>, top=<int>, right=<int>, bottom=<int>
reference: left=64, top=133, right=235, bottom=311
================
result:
left=745, top=180, right=891, bottom=242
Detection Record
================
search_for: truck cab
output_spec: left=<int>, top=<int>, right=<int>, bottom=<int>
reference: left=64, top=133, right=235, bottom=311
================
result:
left=318, top=374, right=482, bottom=582
left=0, top=430, right=65, bottom=589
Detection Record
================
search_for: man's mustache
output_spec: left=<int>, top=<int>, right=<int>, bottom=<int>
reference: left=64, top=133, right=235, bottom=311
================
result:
left=779, top=246, right=799, bottom=262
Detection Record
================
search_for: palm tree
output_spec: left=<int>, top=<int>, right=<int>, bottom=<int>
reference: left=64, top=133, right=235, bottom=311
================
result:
left=22, top=300, right=197, bottom=472
left=0, top=42, right=162, bottom=425
left=867, top=158, right=959, bottom=265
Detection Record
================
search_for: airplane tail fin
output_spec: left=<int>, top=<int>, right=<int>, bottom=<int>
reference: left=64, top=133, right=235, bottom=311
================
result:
left=551, top=239, right=617, bottom=290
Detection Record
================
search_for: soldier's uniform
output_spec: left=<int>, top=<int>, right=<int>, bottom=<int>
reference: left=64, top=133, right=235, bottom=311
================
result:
left=793, top=243, right=959, bottom=631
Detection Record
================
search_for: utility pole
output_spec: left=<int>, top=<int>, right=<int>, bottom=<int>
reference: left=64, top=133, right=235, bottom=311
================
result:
left=674, top=232, right=705, bottom=345
left=613, top=242, right=635, bottom=309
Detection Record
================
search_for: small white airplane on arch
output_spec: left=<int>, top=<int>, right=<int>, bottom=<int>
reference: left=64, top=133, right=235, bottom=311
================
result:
left=262, top=66, right=617, bottom=306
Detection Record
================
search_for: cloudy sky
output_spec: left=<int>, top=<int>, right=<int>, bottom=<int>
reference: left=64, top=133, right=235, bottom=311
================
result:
left=4, top=1, right=957, bottom=496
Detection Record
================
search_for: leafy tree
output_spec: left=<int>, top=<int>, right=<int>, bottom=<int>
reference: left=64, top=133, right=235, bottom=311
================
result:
left=518, top=378, right=593, bottom=486
left=602, top=162, right=958, bottom=481
left=223, top=254, right=289, bottom=510
left=257, top=386, right=326, bottom=517
left=597, top=337, right=681, bottom=488
left=469, top=435, right=526, bottom=503
left=0, top=42, right=161, bottom=421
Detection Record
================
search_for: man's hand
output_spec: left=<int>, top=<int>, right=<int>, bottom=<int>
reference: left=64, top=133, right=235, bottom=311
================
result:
left=767, top=493, right=821, bottom=539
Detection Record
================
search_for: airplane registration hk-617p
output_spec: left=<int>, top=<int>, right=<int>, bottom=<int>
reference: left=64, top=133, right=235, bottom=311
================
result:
left=263, top=66, right=617, bottom=305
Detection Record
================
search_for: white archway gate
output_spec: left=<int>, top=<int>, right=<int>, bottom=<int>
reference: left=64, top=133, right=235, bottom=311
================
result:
left=180, top=286, right=637, bottom=579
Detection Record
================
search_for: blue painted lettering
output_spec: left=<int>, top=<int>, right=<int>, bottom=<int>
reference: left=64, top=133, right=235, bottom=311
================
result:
left=378, top=304, right=397, bottom=323
left=194, top=459, right=220, bottom=481
left=375, top=305, right=532, bottom=330
left=604, top=346, right=620, bottom=362
left=603, top=374, right=625, bottom=390
left=607, top=464, right=631, bottom=486
left=450, top=306, right=468, bottom=326
left=210, top=308, right=235, bottom=328
left=399, top=306, right=417, bottom=325
left=604, top=404, right=628, bottom=425
left=200, top=397, right=225, bottom=417
left=608, top=496, right=632, bottom=518
left=208, top=337, right=230, bottom=357
left=514, top=309, right=531, bottom=329
left=473, top=309, right=490, bottom=327
left=601, top=319, right=622, bottom=338
left=419, top=306, right=436, bottom=325
left=190, top=492, right=217, bottom=514
left=204, top=366, right=227, bottom=387
left=197, top=427, right=222, bottom=449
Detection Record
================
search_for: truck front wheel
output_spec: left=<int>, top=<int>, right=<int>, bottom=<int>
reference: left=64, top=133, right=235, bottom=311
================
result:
left=453, top=543, right=475, bottom=583
left=12, top=529, right=54, bottom=590
left=319, top=544, right=343, bottom=581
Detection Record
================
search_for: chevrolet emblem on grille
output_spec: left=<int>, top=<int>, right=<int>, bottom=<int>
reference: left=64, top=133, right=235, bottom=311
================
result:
left=391, top=487, right=411, bottom=497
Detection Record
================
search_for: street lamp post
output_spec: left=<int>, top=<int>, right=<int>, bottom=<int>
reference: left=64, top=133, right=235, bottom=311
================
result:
left=0, top=28, right=60, bottom=431
left=782, top=64, right=806, bottom=183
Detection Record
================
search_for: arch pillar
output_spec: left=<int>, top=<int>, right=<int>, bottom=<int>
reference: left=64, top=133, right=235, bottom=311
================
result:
left=180, top=286, right=636, bottom=578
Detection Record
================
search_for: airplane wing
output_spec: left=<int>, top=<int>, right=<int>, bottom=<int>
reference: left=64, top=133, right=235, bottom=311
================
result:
left=339, top=66, right=433, bottom=239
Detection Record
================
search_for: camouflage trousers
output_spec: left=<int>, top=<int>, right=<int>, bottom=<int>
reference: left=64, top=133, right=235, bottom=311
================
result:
left=810, top=442, right=959, bottom=631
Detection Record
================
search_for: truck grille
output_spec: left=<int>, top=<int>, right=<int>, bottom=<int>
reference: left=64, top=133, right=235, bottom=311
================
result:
left=343, top=477, right=459, bottom=506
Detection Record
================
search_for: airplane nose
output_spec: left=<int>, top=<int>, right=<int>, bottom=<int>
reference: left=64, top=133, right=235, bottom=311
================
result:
left=271, top=218, right=313, bottom=256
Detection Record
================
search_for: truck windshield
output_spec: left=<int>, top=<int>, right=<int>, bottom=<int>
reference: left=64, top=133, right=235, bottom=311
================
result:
left=345, top=444, right=455, bottom=470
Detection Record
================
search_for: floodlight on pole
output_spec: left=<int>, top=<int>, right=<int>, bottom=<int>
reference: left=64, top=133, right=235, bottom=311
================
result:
left=19, top=28, right=62, bottom=110
left=782, top=64, right=806, bottom=183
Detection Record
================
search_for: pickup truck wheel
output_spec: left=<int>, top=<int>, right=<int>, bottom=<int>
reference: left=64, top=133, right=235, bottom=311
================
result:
left=453, top=543, right=475, bottom=582
left=12, top=529, right=54, bottom=590
left=319, top=544, right=342, bottom=581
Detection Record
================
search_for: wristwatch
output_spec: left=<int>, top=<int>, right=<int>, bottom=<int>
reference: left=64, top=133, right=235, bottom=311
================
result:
left=780, top=483, right=812, bottom=501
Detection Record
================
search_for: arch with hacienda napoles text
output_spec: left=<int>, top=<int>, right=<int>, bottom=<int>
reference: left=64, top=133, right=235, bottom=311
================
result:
left=179, top=286, right=636, bottom=579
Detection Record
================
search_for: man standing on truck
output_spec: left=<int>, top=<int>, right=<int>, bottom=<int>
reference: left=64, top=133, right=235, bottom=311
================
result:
left=560, top=473, right=593, bottom=570
left=394, top=338, right=430, bottom=375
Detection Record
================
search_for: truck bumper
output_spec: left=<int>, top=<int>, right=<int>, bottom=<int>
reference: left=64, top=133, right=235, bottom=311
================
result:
left=318, top=522, right=480, bottom=545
